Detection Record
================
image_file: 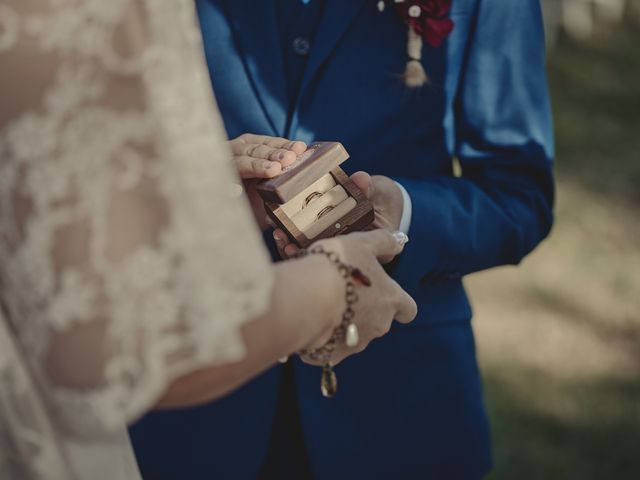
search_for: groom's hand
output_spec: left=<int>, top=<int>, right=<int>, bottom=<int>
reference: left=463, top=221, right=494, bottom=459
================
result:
left=273, top=172, right=404, bottom=260
left=350, top=172, right=403, bottom=232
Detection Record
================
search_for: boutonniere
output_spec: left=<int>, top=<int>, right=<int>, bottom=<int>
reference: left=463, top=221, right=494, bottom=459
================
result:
left=378, top=0, right=455, bottom=87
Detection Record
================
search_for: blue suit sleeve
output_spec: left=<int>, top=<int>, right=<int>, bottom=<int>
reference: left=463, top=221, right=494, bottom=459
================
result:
left=392, top=0, right=555, bottom=295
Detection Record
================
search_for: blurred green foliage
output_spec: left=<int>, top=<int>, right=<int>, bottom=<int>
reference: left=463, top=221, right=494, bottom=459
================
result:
left=470, top=11, right=640, bottom=480
left=550, top=12, right=640, bottom=202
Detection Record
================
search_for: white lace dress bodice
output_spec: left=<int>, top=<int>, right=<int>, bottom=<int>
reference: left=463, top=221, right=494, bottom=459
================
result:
left=0, top=1, right=274, bottom=478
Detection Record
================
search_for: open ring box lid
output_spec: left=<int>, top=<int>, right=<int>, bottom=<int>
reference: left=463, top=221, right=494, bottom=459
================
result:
left=256, top=142, right=374, bottom=248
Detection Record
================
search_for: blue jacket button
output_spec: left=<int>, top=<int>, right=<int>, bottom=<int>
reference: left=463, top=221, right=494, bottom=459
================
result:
left=293, top=36, right=311, bottom=56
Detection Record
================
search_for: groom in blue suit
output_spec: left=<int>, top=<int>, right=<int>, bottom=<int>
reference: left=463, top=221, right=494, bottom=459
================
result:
left=130, top=1, right=554, bottom=478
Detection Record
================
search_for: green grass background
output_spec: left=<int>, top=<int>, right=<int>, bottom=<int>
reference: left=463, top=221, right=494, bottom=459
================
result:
left=468, top=8, right=640, bottom=480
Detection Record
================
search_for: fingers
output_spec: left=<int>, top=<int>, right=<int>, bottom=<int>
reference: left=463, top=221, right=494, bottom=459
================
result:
left=233, top=147, right=295, bottom=178
left=231, top=135, right=307, bottom=179
left=273, top=229, right=287, bottom=257
left=237, top=134, right=307, bottom=154
left=352, top=229, right=409, bottom=262
left=232, top=142, right=294, bottom=164
left=235, top=156, right=283, bottom=179
left=350, top=171, right=373, bottom=199
left=273, top=229, right=300, bottom=259
left=233, top=136, right=306, bottom=164
left=265, top=215, right=276, bottom=228
left=393, top=283, right=418, bottom=324
left=284, top=244, right=300, bottom=257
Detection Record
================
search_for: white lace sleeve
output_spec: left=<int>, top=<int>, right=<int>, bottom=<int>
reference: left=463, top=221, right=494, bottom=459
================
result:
left=0, top=0, right=273, bottom=444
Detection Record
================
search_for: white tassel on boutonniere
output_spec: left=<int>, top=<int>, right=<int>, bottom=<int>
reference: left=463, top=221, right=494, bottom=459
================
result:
left=404, top=27, right=427, bottom=87
left=381, top=0, right=455, bottom=88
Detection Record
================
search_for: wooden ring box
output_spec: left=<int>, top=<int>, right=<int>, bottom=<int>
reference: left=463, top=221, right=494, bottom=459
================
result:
left=256, top=142, right=374, bottom=248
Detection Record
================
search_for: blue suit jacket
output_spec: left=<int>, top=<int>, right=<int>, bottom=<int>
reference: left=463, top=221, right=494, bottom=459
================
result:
left=130, top=1, right=554, bottom=478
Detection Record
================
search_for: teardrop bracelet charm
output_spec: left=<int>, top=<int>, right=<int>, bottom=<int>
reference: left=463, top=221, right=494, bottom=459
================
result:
left=294, top=245, right=368, bottom=399
left=321, top=364, right=338, bottom=398
left=345, top=322, right=359, bottom=347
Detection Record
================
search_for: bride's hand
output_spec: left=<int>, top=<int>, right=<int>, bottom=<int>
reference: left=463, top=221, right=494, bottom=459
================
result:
left=299, top=229, right=417, bottom=366
left=229, top=134, right=306, bottom=229
left=230, top=133, right=306, bottom=179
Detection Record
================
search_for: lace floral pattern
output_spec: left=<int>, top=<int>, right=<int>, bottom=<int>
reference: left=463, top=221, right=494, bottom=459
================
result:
left=0, top=0, right=274, bottom=478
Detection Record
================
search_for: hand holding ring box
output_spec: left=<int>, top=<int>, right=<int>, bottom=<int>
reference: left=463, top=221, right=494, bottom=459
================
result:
left=256, top=142, right=375, bottom=248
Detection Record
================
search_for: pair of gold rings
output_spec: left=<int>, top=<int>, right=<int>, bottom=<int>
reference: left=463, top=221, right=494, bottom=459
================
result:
left=304, top=191, right=334, bottom=220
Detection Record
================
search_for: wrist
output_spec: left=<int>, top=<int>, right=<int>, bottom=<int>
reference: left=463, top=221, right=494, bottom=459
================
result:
left=299, top=254, right=346, bottom=344
left=275, top=255, right=345, bottom=351
left=295, top=245, right=369, bottom=398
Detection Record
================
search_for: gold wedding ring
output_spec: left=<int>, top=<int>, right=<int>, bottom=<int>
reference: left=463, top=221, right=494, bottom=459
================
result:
left=304, top=191, right=323, bottom=208
left=317, top=205, right=335, bottom=220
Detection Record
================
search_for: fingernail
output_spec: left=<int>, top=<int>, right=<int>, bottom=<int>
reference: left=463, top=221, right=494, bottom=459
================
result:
left=278, top=152, right=285, bottom=160
left=273, top=231, right=283, bottom=241
left=392, top=231, right=409, bottom=247
left=264, top=161, right=277, bottom=170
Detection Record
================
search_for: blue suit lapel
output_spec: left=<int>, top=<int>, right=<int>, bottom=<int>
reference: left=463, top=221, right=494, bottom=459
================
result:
left=298, top=0, right=369, bottom=97
left=222, top=0, right=288, bottom=135
left=220, top=0, right=368, bottom=135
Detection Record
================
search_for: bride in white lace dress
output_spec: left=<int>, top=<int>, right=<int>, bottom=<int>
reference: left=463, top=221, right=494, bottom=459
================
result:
left=0, top=1, right=416, bottom=479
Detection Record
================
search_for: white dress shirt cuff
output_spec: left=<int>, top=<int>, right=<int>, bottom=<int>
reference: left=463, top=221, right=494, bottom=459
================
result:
left=394, top=180, right=412, bottom=235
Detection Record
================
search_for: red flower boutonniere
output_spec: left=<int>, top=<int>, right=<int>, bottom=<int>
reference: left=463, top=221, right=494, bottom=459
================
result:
left=378, top=0, right=455, bottom=87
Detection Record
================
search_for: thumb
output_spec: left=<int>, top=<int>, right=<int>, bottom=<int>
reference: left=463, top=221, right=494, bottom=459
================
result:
left=355, top=229, right=408, bottom=261
left=350, top=171, right=373, bottom=199
left=393, top=283, right=418, bottom=324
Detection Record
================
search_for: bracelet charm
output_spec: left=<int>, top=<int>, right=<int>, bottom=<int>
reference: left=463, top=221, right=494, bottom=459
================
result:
left=321, top=365, right=338, bottom=398
left=296, top=245, right=370, bottom=398
left=345, top=323, right=359, bottom=348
